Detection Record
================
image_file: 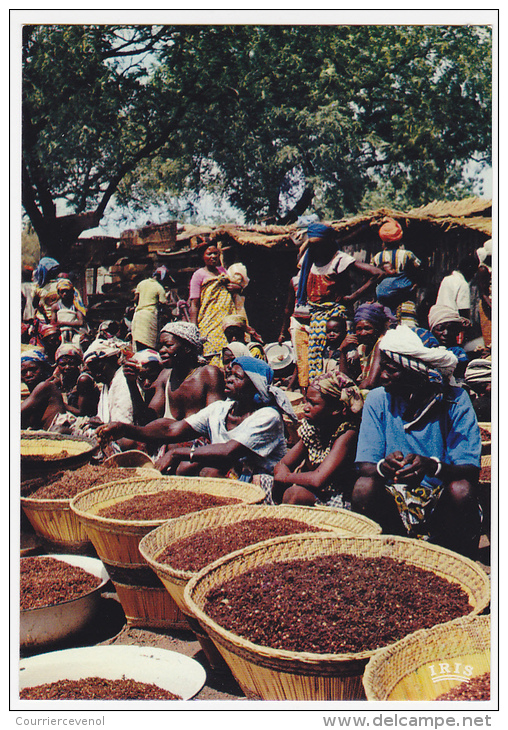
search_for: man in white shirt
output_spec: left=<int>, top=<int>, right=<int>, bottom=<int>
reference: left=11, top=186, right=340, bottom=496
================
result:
left=435, top=254, right=479, bottom=320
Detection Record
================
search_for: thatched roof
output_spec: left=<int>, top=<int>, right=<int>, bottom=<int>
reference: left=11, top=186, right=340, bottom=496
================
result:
left=128, top=196, right=492, bottom=256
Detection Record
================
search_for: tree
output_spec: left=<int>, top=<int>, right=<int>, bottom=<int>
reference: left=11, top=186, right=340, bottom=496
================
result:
left=22, top=25, right=184, bottom=259
left=23, top=25, right=491, bottom=259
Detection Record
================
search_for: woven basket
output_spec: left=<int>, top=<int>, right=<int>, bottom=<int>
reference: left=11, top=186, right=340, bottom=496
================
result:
left=139, top=504, right=380, bottom=669
left=184, top=533, right=491, bottom=701
left=478, top=422, right=491, bottom=455
left=70, top=476, right=265, bottom=629
left=140, top=504, right=381, bottom=614
left=363, top=614, right=490, bottom=701
left=21, top=467, right=157, bottom=555
left=20, top=431, right=98, bottom=472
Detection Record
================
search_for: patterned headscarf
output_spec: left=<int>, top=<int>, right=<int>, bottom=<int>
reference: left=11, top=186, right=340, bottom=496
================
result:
left=83, top=338, right=122, bottom=363
left=311, top=369, right=364, bottom=417
left=55, top=343, right=83, bottom=362
left=231, top=356, right=297, bottom=421
left=378, top=218, right=403, bottom=243
left=131, top=349, right=163, bottom=366
left=21, top=347, right=47, bottom=365
left=160, top=322, right=206, bottom=355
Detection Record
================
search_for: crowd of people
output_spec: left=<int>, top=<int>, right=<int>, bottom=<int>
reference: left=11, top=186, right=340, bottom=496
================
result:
left=20, top=218, right=493, bottom=559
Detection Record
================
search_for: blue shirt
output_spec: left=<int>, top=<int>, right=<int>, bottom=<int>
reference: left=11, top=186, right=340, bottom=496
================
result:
left=355, top=386, right=481, bottom=489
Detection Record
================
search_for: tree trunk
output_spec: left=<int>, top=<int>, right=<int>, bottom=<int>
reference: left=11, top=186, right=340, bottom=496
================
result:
left=31, top=211, right=102, bottom=264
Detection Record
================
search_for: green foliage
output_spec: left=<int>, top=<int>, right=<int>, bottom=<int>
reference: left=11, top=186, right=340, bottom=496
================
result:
left=23, top=23, right=492, bottom=248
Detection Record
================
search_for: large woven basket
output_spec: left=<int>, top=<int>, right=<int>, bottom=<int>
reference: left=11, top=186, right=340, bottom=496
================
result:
left=139, top=504, right=380, bottom=669
left=21, top=467, right=157, bottom=555
left=20, top=431, right=98, bottom=473
left=363, top=614, right=490, bottom=701
left=70, top=476, right=265, bottom=629
left=184, top=533, right=491, bottom=701
left=140, top=503, right=381, bottom=614
left=479, top=422, right=491, bottom=455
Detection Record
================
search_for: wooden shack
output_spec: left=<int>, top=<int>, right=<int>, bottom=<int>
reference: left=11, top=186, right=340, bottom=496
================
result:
left=77, top=197, right=491, bottom=342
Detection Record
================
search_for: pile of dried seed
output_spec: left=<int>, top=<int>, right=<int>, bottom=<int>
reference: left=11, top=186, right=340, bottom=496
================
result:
left=158, top=517, right=323, bottom=572
left=204, top=554, right=472, bottom=654
left=26, top=450, right=70, bottom=461
left=97, top=490, right=240, bottom=521
left=28, top=465, right=134, bottom=500
left=20, top=556, right=102, bottom=610
left=20, top=677, right=181, bottom=700
left=436, top=672, right=490, bottom=701
left=479, top=427, right=491, bottom=442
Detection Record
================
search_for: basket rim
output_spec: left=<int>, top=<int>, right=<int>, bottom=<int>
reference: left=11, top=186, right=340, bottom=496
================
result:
left=138, top=503, right=379, bottom=582
left=69, top=476, right=265, bottom=527
left=184, top=533, right=491, bottom=666
left=20, top=467, right=162, bottom=506
left=362, top=614, right=490, bottom=700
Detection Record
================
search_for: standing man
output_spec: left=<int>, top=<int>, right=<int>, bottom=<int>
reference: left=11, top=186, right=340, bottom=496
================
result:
left=435, top=254, right=480, bottom=320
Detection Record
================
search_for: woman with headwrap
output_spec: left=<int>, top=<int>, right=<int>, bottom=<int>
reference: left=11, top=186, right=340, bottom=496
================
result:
left=296, top=223, right=383, bottom=381
left=372, top=217, right=421, bottom=325
left=338, top=302, right=395, bottom=392
left=21, top=348, right=66, bottom=430
left=49, top=343, right=100, bottom=419
left=83, top=340, right=134, bottom=426
left=50, top=279, right=88, bottom=345
left=353, top=325, right=482, bottom=558
left=272, top=369, right=363, bottom=508
left=32, top=257, right=61, bottom=323
left=411, top=304, right=470, bottom=380
left=188, top=243, right=247, bottom=366
left=131, top=270, right=167, bottom=351
left=97, top=356, right=295, bottom=481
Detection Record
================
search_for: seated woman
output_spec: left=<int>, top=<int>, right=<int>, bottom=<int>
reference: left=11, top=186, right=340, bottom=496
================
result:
left=338, top=302, right=395, bottom=391
left=272, top=370, right=363, bottom=508
left=97, top=356, right=296, bottom=482
left=50, top=343, right=99, bottom=417
left=21, top=348, right=66, bottom=430
left=50, top=278, right=88, bottom=345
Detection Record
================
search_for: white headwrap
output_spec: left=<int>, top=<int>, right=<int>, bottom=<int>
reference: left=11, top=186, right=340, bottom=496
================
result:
left=428, top=304, right=469, bottom=331
left=379, top=325, right=458, bottom=380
